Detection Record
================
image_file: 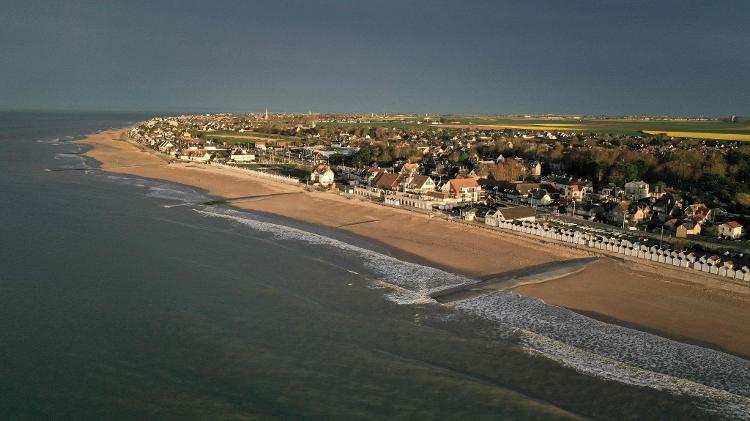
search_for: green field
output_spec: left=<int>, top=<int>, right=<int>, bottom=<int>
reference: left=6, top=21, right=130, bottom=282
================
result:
left=199, top=130, right=299, bottom=141
left=194, top=117, right=750, bottom=141
left=201, top=130, right=292, bottom=139
left=202, top=133, right=300, bottom=145
left=439, top=117, right=750, bottom=138
left=317, top=121, right=423, bottom=129
left=316, top=116, right=750, bottom=140
left=202, top=136, right=265, bottom=145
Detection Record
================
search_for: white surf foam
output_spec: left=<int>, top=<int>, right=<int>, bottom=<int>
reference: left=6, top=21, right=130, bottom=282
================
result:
left=101, top=173, right=210, bottom=205
left=452, top=291, right=750, bottom=397
left=195, top=207, right=472, bottom=294
left=191, top=206, right=750, bottom=418
left=53, top=152, right=89, bottom=168
left=516, top=329, right=750, bottom=420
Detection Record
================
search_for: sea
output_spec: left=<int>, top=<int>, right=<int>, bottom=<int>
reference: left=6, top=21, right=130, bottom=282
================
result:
left=1, top=110, right=749, bottom=420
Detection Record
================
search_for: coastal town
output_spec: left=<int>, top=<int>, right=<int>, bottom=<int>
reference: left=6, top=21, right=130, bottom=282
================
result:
left=126, top=112, right=750, bottom=284
left=10, top=1, right=750, bottom=419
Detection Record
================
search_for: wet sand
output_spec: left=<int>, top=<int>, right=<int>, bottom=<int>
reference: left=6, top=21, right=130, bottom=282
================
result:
left=515, top=259, right=750, bottom=358
left=78, top=128, right=750, bottom=358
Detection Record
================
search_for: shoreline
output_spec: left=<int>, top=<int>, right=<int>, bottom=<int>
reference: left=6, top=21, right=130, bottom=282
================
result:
left=77, top=127, right=750, bottom=359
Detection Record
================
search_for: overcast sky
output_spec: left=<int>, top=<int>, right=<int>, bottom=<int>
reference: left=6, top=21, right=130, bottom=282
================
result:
left=1, top=0, right=748, bottom=115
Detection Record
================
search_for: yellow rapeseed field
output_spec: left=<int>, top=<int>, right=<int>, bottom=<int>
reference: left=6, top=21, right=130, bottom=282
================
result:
left=643, top=130, right=750, bottom=141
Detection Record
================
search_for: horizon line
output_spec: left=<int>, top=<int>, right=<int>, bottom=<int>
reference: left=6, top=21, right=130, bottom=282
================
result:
left=0, top=107, right=744, bottom=119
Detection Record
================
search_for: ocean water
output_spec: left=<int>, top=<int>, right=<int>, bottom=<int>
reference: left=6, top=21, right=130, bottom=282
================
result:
left=1, top=111, right=748, bottom=420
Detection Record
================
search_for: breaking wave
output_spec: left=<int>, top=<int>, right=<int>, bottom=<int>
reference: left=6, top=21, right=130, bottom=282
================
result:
left=145, top=183, right=208, bottom=204
left=53, top=152, right=88, bottom=167
left=192, top=206, right=750, bottom=419
left=36, top=137, right=62, bottom=145
left=100, top=173, right=210, bottom=206
left=194, top=207, right=471, bottom=298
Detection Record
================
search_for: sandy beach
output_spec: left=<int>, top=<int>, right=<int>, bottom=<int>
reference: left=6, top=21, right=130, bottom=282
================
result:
left=79, top=128, right=750, bottom=358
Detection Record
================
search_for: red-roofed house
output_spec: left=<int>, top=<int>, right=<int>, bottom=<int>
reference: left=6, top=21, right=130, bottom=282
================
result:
left=686, top=204, right=712, bottom=223
left=373, top=172, right=401, bottom=191
left=441, top=177, right=482, bottom=203
left=566, top=183, right=586, bottom=201
left=365, top=167, right=390, bottom=184
left=399, top=163, right=420, bottom=175
left=719, top=221, right=743, bottom=239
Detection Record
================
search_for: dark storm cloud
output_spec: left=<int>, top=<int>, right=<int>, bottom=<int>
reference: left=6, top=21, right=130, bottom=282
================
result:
left=1, top=0, right=748, bottom=115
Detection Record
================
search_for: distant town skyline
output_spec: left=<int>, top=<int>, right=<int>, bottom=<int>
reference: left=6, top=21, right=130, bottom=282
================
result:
left=1, top=0, right=748, bottom=116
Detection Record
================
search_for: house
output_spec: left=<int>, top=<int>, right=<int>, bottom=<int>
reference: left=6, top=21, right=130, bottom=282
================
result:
left=607, top=201, right=630, bottom=225
left=563, top=183, right=587, bottom=201
left=461, top=207, right=478, bottom=221
left=676, top=221, right=701, bottom=238
left=652, top=194, right=675, bottom=218
left=480, top=180, right=539, bottom=202
left=403, top=175, right=436, bottom=194
left=442, top=177, right=482, bottom=203
left=651, top=183, right=666, bottom=199
left=685, top=204, right=713, bottom=223
left=553, top=178, right=591, bottom=201
left=365, top=167, right=390, bottom=185
left=180, top=148, right=213, bottom=162
left=373, top=172, right=401, bottom=191
left=624, top=180, right=650, bottom=199
left=310, top=164, right=335, bottom=187
left=575, top=202, right=605, bottom=221
left=230, top=151, right=255, bottom=162
left=599, top=183, right=624, bottom=199
left=663, top=218, right=681, bottom=231
left=485, top=206, right=536, bottom=224
left=399, top=162, right=420, bottom=176
left=203, top=146, right=231, bottom=162
left=628, top=202, right=651, bottom=224
left=158, top=141, right=176, bottom=154
left=718, top=221, right=743, bottom=239
left=528, top=161, right=542, bottom=177
left=529, top=188, right=553, bottom=206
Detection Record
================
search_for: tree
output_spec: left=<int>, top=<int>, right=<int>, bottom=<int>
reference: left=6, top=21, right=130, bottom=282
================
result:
left=380, top=149, right=392, bottom=163
left=736, top=192, right=750, bottom=211
left=489, top=160, right=525, bottom=181
left=351, top=146, right=372, bottom=167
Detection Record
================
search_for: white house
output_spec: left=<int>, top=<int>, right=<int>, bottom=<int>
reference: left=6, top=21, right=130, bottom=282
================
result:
left=718, top=221, right=743, bottom=239
left=230, top=152, right=256, bottom=162
left=310, top=164, right=335, bottom=187
left=180, top=148, right=213, bottom=163
left=624, top=180, right=650, bottom=199
left=485, top=206, right=536, bottom=226
left=529, top=189, right=553, bottom=206
left=403, top=175, right=436, bottom=194
left=441, top=177, right=482, bottom=203
left=528, top=161, right=542, bottom=177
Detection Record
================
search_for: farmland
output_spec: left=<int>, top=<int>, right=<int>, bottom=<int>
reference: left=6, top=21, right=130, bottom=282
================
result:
left=642, top=131, right=750, bottom=141
left=198, top=130, right=301, bottom=145
left=434, top=117, right=750, bottom=139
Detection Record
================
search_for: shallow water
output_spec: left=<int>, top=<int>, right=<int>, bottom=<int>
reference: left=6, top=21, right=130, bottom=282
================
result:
left=0, top=111, right=745, bottom=420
